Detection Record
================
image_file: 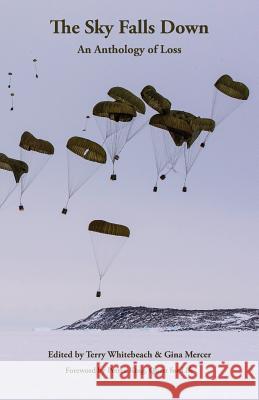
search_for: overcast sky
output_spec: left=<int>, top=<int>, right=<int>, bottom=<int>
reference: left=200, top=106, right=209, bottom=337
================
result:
left=0, top=0, right=258, bottom=330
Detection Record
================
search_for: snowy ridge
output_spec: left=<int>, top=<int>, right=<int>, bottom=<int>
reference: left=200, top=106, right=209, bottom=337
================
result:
left=60, top=306, right=259, bottom=331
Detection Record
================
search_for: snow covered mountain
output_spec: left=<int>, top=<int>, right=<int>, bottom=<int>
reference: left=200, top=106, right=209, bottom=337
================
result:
left=60, top=307, right=259, bottom=331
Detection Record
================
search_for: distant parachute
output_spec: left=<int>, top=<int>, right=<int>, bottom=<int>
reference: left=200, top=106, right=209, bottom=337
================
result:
left=82, top=115, right=90, bottom=132
left=88, top=219, right=130, bottom=297
left=33, top=59, right=39, bottom=79
left=141, top=85, right=171, bottom=115
left=0, top=153, right=28, bottom=209
left=8, top=72, right=13, bottom=89
left=10, top=93, right=15, bottom=111
left=94, top=87, right=146, bottom=180
left=19, top=131, right=54, bottom=210
left=62, top=137, right=106, bottom=214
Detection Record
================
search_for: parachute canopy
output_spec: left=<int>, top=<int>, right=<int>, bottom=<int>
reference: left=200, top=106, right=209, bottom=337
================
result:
left=66, top=137, right=107, bottom=164
left=190, top=117, right=215, bottom=133
left=108, top=87, right=146, bottom=114
left=188, top=117, right=215, bottom=148
left=0, top=153, right=28, bottom=183
left=150, top=111, right=193, bottom=146
left=20, top=131, right=54, bottom=155
left=93, top=101, right=136, bottom=122
left=88, top=220, right=130, bottom=237
left=141, top=85, right=171, bottom=114
left=150, top=111, right=215, bottom=147
left=214, top=75, right=249, bottom=100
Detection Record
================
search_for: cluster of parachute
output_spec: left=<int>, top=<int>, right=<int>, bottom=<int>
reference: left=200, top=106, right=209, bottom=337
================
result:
left=92, top=75, right=249, bottom=193
left=148, top=90, right=215, bottom=192
left=146, top=75, right=249, bottom=192
left=0, top=74, right=249, bottom=297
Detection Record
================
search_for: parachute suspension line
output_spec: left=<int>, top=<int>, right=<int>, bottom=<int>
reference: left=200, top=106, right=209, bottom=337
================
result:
left=121, top=119, right=134, bottom=155
left=33, top=59, right=39, bottom=78
left=117, top=120, right=135, bottom=157
left=90, top=233, right=103, bottom=297
left=19, top=183, right=23, bottom=208
left=101, top=237, right=128, bottom=279
left=112, top=120, right=133, bottom=158
left=0, top=183, right=17, bottom=210
left=163, top=141, right=183, bottom=179
left=162, top=157, right=180, bottom=179
left=211, top=89, right=217, bottom=119
left=200, top=89, right=243, bottom=152
left=96, top=277, right=102, bottom=298
left=90, top=232, right=128, bottom=290
left=19, top=147, right=24, bottom=210
left=150, top=128, right=168, bottom=192
left=200, top=89, right=217, bottom=149
left=10, top=93, right=15, bottom=111
left=110, top=159, right=116, bottom=181
left=107, top=120, right=134, bottom=181
left=8, top=72, right=13, bottom=89
left=62, top=150, right=72, bottom=214
left=19, top=146, right=52, bottom=211
left=182, top=143, right=189, bottom=192
left=216, top=101, right=242, bottom=126
left=109, top=123, right=118, bottom=180
left=19, top=184, right=23, bottom=210
left=152, top=147, right=161, bottom=192
left=82, top=115, right=90, bottom=132
left=153, top=175, right=159, bottom=192
left=128, top=119, right=148, bottom=143
left=126, top=118, right=134, bottom=142
left=67, top=151, right=77, bottom=198
left=183, top=140, right=202, bottom=191
left=188, top=140, right=203, bottom=172
left=211, top=87, right=243, bottom=127
left=63, top=144, right=101, bottom=213
left=20, top=149, right=51, bottom=195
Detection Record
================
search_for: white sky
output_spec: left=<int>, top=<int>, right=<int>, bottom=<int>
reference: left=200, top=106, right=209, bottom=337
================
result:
left=0, top=0, right=258, bottom=329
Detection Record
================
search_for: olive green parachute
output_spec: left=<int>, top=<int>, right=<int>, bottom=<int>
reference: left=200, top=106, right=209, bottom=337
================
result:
left=188, top=117, right=215, bottom=148
left=141, top=85, right=171, bottom=114
left=0, top=153, right=28, bottom=183
left=150, top=111, right=215, bottom=148
left=88, top=219, right=131, bottom=297
left=20, top=131, right=54, bottom=155
left=108, top=87, right=146, bottom=114
left=214, top=75, right=249, bottom=100
left=62, top=137, right=107, bottom=214
left=190, top=118, right=215, bottom=133
left=19, top=132, right=54, bottom=210
left=93, top=99, right=143, bottom=180
left=150, top=111, right=193, bottom=146
left=67, top=137, right=107, bottom=164
left=93, top=101, right=136, bottom=122
left=149, top=110, right=215, bottom=192
left=88, top=220, right=130, bottom=237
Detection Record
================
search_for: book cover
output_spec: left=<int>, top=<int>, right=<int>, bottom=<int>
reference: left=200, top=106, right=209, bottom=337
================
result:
left=0, top=0, right=258, bottom=398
